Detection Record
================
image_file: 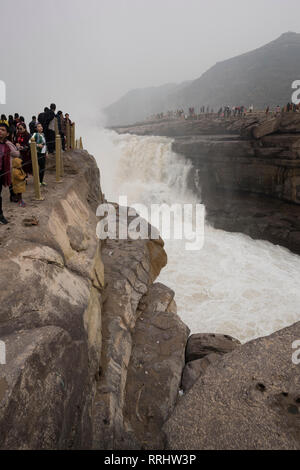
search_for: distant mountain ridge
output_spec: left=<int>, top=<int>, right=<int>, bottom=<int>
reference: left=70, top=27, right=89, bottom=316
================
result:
left=104, top=32, right=300, bottom=126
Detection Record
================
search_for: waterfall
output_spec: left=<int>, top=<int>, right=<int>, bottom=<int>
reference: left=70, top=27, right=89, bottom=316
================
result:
left=93, top=129, right=300, bottom=343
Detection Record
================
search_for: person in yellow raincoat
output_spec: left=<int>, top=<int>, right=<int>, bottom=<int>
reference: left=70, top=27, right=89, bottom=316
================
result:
left=12, top=158, right=26, bottom=207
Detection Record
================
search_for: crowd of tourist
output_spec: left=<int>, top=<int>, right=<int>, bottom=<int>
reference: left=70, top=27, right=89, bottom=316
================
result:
left=0, top=104, right=73, bottom=225
left=148, top=102, right=300, bottom=122
left=271, top=102, right=300, bottom=115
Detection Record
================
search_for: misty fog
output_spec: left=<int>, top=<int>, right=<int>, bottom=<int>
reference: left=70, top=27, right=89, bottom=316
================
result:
left=1, top=0, right=300, bottom=131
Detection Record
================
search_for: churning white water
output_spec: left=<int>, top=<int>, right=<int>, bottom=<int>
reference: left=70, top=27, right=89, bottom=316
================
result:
left=92, top=129, right=300, bottom=343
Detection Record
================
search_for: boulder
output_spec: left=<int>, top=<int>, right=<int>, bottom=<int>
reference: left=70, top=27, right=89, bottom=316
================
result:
left=185, top=333, right=241, bottom=363
left=164, top=321, right=300, bottom=450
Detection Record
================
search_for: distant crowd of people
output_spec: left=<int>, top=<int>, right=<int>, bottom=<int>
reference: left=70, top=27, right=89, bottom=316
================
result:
left=0, top=103, right=73, bottom=225
left=149, top=105, right=252, bottom=120
left=218, top=105, right=252, bottom=117
left=269, top=102, right=300, bottom=115
left=148, top=102, right=300, bottom=122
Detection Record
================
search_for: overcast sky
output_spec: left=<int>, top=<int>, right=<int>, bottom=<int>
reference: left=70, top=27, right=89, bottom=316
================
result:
left=1, top=0, right=300, bottom=124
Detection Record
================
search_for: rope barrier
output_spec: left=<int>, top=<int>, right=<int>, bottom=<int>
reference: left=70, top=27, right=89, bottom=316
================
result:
left=0, top=131, right=79, bottom=178
left=0, top=140, right=60, bottom=179
left=0, top=122, right=82, bottom=201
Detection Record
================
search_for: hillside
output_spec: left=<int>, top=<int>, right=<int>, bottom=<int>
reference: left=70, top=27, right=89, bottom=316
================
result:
left=104, top=32, right=300, bottom=126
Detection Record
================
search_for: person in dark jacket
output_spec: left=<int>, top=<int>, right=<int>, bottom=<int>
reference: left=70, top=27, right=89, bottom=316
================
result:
left=57, top=111, right=65, bottom=150
left=8, top=115, right=16, bottom=137
left=29, top=116, right=37, bottom=134
left=0, top=123, right=12, bottom=224
left=38, top=107, right=49, bottom=129
left=13, top=113, right=20, bottom=128
left=45, top=103, right=57, bottom=154
left=15, top=123, right=32, bottom=176
left=6, top=129, right=21, bottom=202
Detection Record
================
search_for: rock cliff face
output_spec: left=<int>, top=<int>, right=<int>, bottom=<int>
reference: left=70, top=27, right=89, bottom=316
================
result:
left=0, top=149, right=188, bottom=450
left=114, top=113, right=300, bottom=255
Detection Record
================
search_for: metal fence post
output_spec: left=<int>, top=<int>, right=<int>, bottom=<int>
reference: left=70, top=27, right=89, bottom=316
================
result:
left=60, top=141, right=64, bottom=178
left=30, top=138, right=44, bottom=201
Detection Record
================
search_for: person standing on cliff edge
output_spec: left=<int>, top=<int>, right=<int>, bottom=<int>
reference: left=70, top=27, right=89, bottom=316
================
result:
left=46, top=103, right=57, bottom=154
left=32, top=123, right=48, bottom=186
left=0, top=123, right=13, bottom=224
